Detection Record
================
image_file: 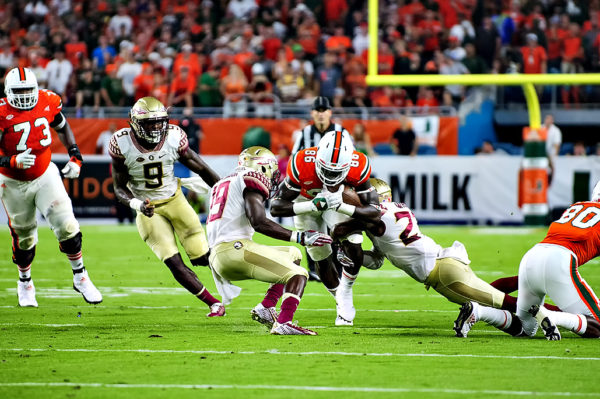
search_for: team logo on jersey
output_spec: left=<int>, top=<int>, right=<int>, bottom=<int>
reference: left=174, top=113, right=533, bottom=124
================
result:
left=136, top=157, right=145, bottom=162
left=6, top=115, right=13, bottom=120
left=234, top=241, right=243, bottom=249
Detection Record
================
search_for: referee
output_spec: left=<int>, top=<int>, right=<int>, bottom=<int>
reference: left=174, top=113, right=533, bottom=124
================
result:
left=292, top=96, right=351, bottom=282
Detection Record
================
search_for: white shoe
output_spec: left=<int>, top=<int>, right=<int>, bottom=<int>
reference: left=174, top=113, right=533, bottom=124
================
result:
left=73, top=269, right=103, bottom=304
left=270, top=321, right=317, bottom=335
left=207, top=302, right=226, bottom=317
left=454, top=301, right=479, bottom=338
left=17, top=280, right=38, bottom=307
left=251, top=303, right=278, bottom=328
left=335, top=315, right=353, bottom=326
left=335, top=284, right=356, bottom=325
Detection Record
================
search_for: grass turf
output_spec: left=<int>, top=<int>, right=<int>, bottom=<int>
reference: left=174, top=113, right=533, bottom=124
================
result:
left=0, top=224, right=599, bottom=398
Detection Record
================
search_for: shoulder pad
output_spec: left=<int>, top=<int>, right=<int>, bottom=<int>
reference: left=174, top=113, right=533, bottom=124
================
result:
left=242, top=170, right=271, bottom=198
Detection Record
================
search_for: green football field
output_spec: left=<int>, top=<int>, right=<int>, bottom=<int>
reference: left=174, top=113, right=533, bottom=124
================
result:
left=0, top=224, right=598, bottom=399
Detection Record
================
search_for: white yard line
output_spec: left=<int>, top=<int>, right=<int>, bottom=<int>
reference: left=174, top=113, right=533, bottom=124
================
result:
left=1, top=348, right=598, bottom=361
left=0, top=382, right=597, bottom=396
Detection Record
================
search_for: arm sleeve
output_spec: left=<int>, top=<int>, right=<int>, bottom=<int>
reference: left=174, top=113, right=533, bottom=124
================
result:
left=108, top=135, right=124, bottom=159
left=286, top=152, right=302, bottom=186
left=177, top=129, right=189, bottom=156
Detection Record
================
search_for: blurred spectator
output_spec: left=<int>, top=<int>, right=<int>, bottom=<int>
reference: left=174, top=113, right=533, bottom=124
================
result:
left=544, top=114, right=562, bottom=177
left=475, top=140, right=498, bottom=155
left=198, top=67, right=222, bottom=107
left=561, top=23, right=584, bottom=106
left=100, top=64, right=124, bottom=107
left=64, top=32, right=88, bottom=70
left=439, top=52, right=469, bottom=106
left=96, top=123, right=118, bottom=155
left=391, top=116, right=417, bottom=156
left=226, top=0, right=258, bottom=21
left=353, top=22, right=369, bottom=57
left=475, top=16, right=500, bottom=68
left=276, top=62, right=304, bottom=103
left=445, top=36, right=466, bottom=62
left=173, top=42, right=202, bottom=81
left=324, top=0, right=348, bottom=28
left=28, top=51, right=48, bottom=88
left=418, top=9, right=443, bottom=57
left=221, top=64, right=248, bottom=117
left=249, top=64, right=275, bottom=117
left=449, top=13, right=475, bottom=44
left=45, top=47, right=72, bottom=102
left=91, top=35, right=116, bottom=69
left=168, top=66, right=195, bottom=108
left=108, top=5, right=134, bottom=38
left=179, top=108, right=203, bottom=153
left=116, top=50, right=142, bottom=105
left=150, top=71, right=169, bottom=105
left=314, top=52, right=341, bottom=102
left=277, top=144, right=291, bottom=182
left=75, top=61, right=101, bottom=114
left=133, top=65, right=154, bottom=101
left=262, top=25, right=282, bottom=61
left=416, top=87, right=440, bottom=108
left=0, top=40, right=14, bottom=76
left=326, top=26, right=352, bottom=54
left=351, top=123, right=375, bottom=157
left=290, top=44, right=314, bottom=86
left=572, top=141, right=587, bottom=156
left=462, top=43, right=488, bottom=74
left=521, top=33, right=547, bottom=74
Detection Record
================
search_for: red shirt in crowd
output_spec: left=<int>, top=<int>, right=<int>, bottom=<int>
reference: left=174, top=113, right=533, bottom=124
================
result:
left=521, top=45, right=547, bottom=74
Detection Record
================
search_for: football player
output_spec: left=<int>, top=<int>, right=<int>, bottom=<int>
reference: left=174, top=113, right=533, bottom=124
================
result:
left=454, top=181, right=600, bottom=340
left=206, top=146, right=332, bottom=335
left=333, top=178, right=542, bottom=321
left=0, top=67, right=102, bottom=307
left=271, top=130, right=380, bottom=326
left=110, top=97, right=225, bottom=317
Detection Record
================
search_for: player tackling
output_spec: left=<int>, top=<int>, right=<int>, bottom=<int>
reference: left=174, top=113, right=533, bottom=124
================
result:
left=207, top=146, right=332, bottom=335
left=110, top=97, right=225, bottom=317
left=0, top=67, right=102, bottom=307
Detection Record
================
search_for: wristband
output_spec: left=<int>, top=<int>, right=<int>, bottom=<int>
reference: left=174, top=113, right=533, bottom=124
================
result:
left=293, top=201, right=315, bottom=215
left=337, top=203, right=356, bottom=216
left=129, top=198, right=143, bottom=211
left=290, top=231, right=298, bottom=243
left=68, top=144, right=83, bottom=161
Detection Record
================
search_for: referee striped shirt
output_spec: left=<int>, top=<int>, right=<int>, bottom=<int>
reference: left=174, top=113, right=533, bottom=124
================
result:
left=291, top=123, right=350, bottom=154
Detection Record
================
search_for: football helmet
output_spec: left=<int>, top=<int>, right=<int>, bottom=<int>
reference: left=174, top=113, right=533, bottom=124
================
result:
left=129, top=97, right=169, bottom=144
left=592, top=180, right=600, bottom=202
left=5, top=67, right=39, bottom=110
left=315, top=131, right=354, bottom=186
left=369, top=178, right=392, bottom=203
left=238, top=146, right=281, bottom=193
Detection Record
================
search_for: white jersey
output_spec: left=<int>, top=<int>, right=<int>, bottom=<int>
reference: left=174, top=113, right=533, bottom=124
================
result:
left=109, top=124, right=188, bottom=201
left=207, top=168, right=272, bottom=247
left=369, top=202, right=441, bottom=283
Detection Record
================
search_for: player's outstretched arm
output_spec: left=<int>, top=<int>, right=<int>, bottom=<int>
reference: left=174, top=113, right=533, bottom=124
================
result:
left=179, top=147, right=220, bottom=187
left=111, top=157, right=154, bottom=217
left=270, top=177, right=301, bottom=217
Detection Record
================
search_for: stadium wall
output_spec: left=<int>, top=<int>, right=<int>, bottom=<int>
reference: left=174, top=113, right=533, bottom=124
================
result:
left=49, top=118, right=460, bottom=155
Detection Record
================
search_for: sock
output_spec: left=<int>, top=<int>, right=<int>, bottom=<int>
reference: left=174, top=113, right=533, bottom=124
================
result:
left=490, top=276, right=518, bottom=294
left=500, top=294, right=517, bottom=313
left=341, top=270, right=357, bottom=289
left=277, top=293, right=300, bottom=324
left=478, top=305, right=513, bottom=330
left=67, top=251, right=84, bottom=272
left=549, top=310, right=587, bottom=335
left=327, top=286, right=338, bottom=300
left=18, top=265, right=31, bottom=281
left=261, top=283, right=284, bottom=308
left=543, top=303, right=561, bottom=311
left=196, top=287, right=219, bottom=306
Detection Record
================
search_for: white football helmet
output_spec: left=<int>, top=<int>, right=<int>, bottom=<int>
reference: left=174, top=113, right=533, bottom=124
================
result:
left=316, top=131, right=354, bottom=186
left=5, top=67, right=39, bottom=110
left=592, top=180, right=600, bottom=202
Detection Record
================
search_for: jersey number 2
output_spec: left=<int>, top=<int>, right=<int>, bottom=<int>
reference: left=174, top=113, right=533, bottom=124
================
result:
left=208, top=180, right=231, bottom=222
left=14, top=117, right=52, bottom=150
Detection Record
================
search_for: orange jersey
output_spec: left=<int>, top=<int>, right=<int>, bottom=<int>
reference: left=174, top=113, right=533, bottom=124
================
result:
left=0, top=89, right=62, bottom=180
left=287, top=146, right=371, bottom=199
left=541, top=201, right=600, bottom=266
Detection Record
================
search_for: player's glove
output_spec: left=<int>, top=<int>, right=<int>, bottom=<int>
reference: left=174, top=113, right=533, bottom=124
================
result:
left=61, top=144, right=83, bottom=179
left=336, top=247, right=354, bottom=268
left=292, top=230, right=333, bottom=247
left=11, top=148, right=36, bottom=169
left=321, top=185, right=344, bottom=210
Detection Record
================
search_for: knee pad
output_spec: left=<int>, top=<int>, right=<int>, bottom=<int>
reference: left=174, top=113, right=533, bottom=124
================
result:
left=344, top=233, right=364, bottom=245
left=306, top=244, right=332, bottom=262
left=12, top=246, right=35, bottom=267
left=289, top=246, right=302, bottom=263
left=47, top=200, right=79, bottom=241
left=59, top=232, right=82, bottom=254
left=10, top=224, right=37, bottom=251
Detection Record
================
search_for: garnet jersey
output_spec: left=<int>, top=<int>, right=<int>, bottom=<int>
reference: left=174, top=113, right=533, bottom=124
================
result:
left=287, top=146, right=371, bottom=199
left=369, top=202, right=441, bottom=283
left=540, top=201, right=600, bottom=266
left=0, top=89, right=62, bottom=180
left=206, top=168, right=272, bottom=247
left=109, top=124, right=188, bottom=201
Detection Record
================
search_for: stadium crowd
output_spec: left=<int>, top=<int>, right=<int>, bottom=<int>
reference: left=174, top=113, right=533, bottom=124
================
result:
left=0, top=0, right=598, bottom=112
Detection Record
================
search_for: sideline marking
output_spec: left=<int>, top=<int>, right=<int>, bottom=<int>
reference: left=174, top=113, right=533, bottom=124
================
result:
left=2, top=348, right=598, bottom=361
left=0, top=382, right=597, bottom=396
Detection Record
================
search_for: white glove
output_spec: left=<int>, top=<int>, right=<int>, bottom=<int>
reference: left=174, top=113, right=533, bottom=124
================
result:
left=321, top=185, right=343, bottom=209
left=13, top=148, right=36, bottom=169
left=292, top=230, right=333, bottom=246
left=61, top=159, right=81, bottom=179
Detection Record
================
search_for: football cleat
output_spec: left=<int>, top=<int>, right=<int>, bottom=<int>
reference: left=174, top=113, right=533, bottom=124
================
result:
left=529, top=305, right=561, bottom=341
left=72, top=269, right=103, bottom=304
left=335, top=284, right=356, bottom=326
left=270, top=321, right=317, bottom=336
left=454, top=301, right=479, bottom=338
left=207, top=302, right=226, bottom=317
left=17, top=280, right=38, bottom=307
left=250, top=303, right=278, bottom=329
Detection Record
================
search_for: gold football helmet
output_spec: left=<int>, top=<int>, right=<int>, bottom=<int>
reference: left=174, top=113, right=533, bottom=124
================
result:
left=238, top=146, right=281, bottom=192
left=129, top=97, right=169, bottom=144
left=369, top=177, right=392, bottom=203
